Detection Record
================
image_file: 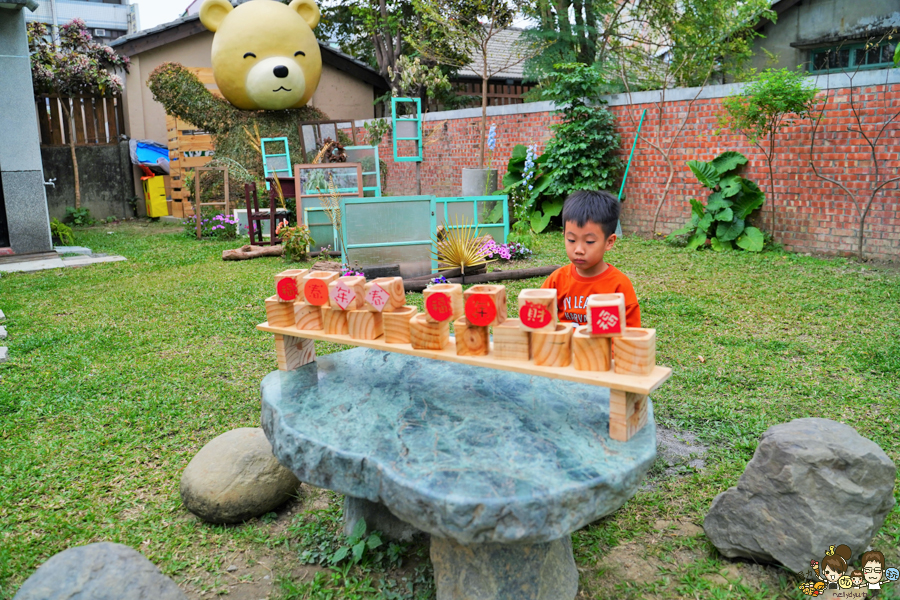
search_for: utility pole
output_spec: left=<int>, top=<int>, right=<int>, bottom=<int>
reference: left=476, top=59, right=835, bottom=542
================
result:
left=49, top=0, right=59, bottom=47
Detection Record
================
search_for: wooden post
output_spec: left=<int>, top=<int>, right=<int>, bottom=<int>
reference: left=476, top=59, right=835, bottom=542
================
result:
left=265, top=295, right=296, bottom=328
left=493, top=318, right=531, bottom=361
left=275, top=334, right=316, bottom=371
left=409, top=313, right=449, bottom=350
left=613, top=328, right=656, bottom=376
left=609, top=390, right=648, bottom=442
left=532, top=324, right=573, bottom=367
left=322, top=306, right=350, bottom=335
left=348, top=310, right=384, bottom=340
left=517, top=289, right=557, bottom=333
left=572, top=325, right=612, bottom=372
left=453, top=317, right=489, bottom=356
left=383, top=305, right=417, bottom=343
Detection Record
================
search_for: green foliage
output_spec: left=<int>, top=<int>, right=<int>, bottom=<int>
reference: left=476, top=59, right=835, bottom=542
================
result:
left=280, top=224, right=315, bottom=262
left=65, top=207, right=95, bottom=226
left=495, top=144, right=559, bottom=243
left=362, top=120, right=392, bottom=147
left=669, top=151, right=766, bottom=252
left=49, top=219, right=75, bottom=246
left=539, top=63, right=622, bottom=198
left=181, top=211, right=239, bottom=240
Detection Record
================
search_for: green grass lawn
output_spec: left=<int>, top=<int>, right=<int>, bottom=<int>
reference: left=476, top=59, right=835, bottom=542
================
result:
left=1, top=221, right=898, bottom=599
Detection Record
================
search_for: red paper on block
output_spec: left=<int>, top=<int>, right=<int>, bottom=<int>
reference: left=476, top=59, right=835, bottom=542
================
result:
left=425, top=292, right=453, bottom=322
left=304, top=279, right=329, bottom=306
left=365, top=284, right=390, bottom=312
left=276, top=278, right=298, bottom=301
left=465, top=294, right=496, bottom=327
left=590, top=306, right=622, bottom=335
left=330, top=281, right=356, bottom=310
left=520, top=301, right=552, bottom=329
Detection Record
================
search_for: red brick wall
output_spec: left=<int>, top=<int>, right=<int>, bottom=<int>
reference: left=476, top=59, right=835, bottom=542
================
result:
left=367, top=79, right=900, bottom=261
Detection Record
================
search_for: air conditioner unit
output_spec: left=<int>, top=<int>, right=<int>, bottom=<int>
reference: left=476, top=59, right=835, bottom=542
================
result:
left=94, top=28, right=108, bottom=37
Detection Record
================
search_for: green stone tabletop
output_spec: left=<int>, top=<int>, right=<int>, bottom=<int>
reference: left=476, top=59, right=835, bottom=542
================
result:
left=261, top=347, right=656, bottom=545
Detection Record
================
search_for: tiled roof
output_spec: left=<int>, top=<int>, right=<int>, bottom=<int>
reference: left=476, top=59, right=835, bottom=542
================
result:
left=456, top=28, right=529, bottom=80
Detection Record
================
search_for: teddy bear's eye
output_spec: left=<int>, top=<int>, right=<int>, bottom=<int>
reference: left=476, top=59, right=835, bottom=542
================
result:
left=243, top=52, right=257, bottom=59
left=295, top=51, right=305, bottom=57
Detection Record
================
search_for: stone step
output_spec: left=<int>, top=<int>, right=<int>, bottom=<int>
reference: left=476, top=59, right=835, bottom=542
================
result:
left=0, top=347, right=7, bottom=362
left=0, top=326, right=6, bottom=339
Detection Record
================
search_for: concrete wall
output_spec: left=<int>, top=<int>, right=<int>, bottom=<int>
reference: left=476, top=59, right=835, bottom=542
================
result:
left=0, top=6, right=52, bottom=255
left=752, top=0, right=900, bottom=72
left=41, top=142, right=136, bottom=221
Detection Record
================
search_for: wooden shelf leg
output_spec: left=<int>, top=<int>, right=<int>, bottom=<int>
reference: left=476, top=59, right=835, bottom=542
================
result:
left=609, top=389, right=648, bottom=442
left=275, top=334, right=316, bottom=371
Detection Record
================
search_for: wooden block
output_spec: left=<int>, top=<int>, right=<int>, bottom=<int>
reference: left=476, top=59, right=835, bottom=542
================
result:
left=532, top=323, right=573, bottom=368
left=322, top=305, right=349, bottom=335
left=453, top=317, right=489, bottom=356
left=609, top=389, right=648, bottom=441
left=383, top=305, right=417, bottom=344
left=275, top=334, right=316, bottom=371
left=302, top=271, right=340, bottom=307
left=493, top=318, right=531, bottom=361
left=463, top=284, right=507, bottom=327
left=409, top=313, right=449, bottom=350
left=423, top=283, right=464, bottom=323
left=275, top=269, right=309, bottom=302
left=348, top=310, right=384, bottom=340
left=572, top=325, right=612, bottom=372
left=295, top=302, right=324, bottom=330
left=364, top=277, right=405, bottom=313
left=613, top=328, right=656, bottom=376
left=265, top=295, right=295, bottom=328
left=328, top=276, right=366, bottom=311
left=586, top=293, right=627, bottom=337
left=517, top=288, right=558, bottom=333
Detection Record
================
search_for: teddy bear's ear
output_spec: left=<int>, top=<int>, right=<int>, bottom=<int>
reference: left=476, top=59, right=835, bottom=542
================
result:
left=199, top=0, right=233, bottom=32
left=289, top=0, right=321, bottom=29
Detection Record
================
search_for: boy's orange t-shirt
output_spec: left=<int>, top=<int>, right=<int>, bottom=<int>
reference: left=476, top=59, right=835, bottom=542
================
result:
left=541, top=263, right=641, bottom=327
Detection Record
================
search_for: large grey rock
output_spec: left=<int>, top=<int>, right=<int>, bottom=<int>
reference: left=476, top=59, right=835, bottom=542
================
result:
left=180, top=427, right=300, bottom=524
left=343, top=496, right=422, bottom=542
left=13, top=542, right=186, bottom=600
left=704, top=418, right=896, bottom=572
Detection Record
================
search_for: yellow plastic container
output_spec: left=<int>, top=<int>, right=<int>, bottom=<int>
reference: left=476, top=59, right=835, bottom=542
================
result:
left=142, top=176, right=168, bottom=218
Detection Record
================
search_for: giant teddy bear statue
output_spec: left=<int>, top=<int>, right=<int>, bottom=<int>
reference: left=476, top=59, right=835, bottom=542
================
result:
left=199, top=0, right=323, bottom=111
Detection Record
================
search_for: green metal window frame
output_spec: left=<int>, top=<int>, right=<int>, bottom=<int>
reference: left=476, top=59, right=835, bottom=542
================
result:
left=345, top=145, right=382, bottom=197
left=809, top=41, right=897, bottom=74
left=435, top=196, right=509, bottom=244
left=260, top=137, right=291, bottom=190
left=339, top=195, right=437, bottom=271
left=391, top=97, right=423, bottom=163
left=303, top=206, right=342, bottom=254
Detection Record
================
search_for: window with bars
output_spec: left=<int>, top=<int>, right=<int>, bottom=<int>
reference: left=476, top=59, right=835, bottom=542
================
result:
left=810, top=40, right=897, bottom=73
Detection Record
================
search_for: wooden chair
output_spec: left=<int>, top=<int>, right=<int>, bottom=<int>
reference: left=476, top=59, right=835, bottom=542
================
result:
left=244, top=182, right=281, bottom=246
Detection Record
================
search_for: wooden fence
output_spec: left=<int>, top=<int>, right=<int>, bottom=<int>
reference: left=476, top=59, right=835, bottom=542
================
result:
left=35, top=95, right=126, bottom=146
left=430, top=81, right=536, bottom=111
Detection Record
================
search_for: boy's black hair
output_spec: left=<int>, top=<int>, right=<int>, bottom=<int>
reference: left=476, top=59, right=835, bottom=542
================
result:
left=562, top=190, right=620, bottom=238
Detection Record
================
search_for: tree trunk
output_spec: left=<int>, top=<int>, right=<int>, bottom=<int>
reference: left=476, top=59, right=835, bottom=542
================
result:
left=766, top=154, right=777, bottom=240
left=480, top=74, right=488, bottom=169
left=61, top=100, right=82, bottom=210
left=222, top=244, right=284, bottom=261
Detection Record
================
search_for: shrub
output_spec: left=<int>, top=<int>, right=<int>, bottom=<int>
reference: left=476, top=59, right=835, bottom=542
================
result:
left=481, top=240, right=533, bottom=261
left=65, top=207, right=95, bottom=226
left=280, top=224, right=314, bottom=262
left=50, top=218, right=75, bottom=245
left=182, top=212, right=239, bottom=240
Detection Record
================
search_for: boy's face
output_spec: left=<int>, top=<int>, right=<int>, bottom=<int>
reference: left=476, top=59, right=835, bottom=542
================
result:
left=864, top=561, right=882, bottom=583
left=565, top=220, right=615, bottom=277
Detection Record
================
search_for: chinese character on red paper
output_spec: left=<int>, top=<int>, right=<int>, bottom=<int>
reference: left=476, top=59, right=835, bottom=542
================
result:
left=426, top=292, right=453, bottom=322
left=590, top=307, right=621, bottom=335
left=465, top=294, right=496, bottom=327
left=520, top=301, right=552, bottom=329
left=365, top=284, right=390, bottom=312
left=304, top=279, right=328, bottom=306
left=330, top=282, right=356, bottom=310
left=277, top=278, right=298, bottom=301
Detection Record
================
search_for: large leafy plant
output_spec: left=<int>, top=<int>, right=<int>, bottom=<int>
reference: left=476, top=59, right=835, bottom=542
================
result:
left=670, top=151, right=766, bottom=252
left=493, top=144, right=559, bottom=244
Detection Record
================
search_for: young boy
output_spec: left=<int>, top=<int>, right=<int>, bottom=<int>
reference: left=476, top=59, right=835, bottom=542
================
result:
left=541, top=190, right=641, bottom=327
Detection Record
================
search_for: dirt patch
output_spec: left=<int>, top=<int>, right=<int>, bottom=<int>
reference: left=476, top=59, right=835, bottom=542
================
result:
left=653, top=519, right=704, bottom=538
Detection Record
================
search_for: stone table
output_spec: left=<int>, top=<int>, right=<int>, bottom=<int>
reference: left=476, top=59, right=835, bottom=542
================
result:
left=261, top=347, right=656, bottom=600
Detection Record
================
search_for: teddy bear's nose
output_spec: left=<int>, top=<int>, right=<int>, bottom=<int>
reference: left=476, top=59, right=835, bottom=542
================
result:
left=273, top=65, right=289, bottom=78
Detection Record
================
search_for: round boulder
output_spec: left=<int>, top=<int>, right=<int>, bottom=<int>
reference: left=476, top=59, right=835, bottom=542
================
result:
left=14, top=542, right=186, bottom=600
left=703, top=418, right=896, bottom=573
left=180, top=427, right=300, bottom=524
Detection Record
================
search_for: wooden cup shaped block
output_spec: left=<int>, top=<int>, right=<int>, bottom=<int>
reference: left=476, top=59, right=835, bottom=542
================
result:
left=424, top=283, right=464, bottom=324
left=409, top=313, right=449, bottom=350
left=265, top=295, right=296, bottom=328
left=274, top=334, right=316, bottom=371
left=322, top=305, right=350, bottom=335
left=453, top=317, right=489, bottom=357
left=572, top=326, right=612, bottom=372
left=365, top=277, right=406, bottom=312
left=275, top=269, right=309, bottom=302
left=532, top=323, right=574, bottom=368
left=383, top=305, right=417, bottom=344
left=586, top=293, right=627, bottom=337
left=493, top=318, right=531, bottom=361
left=295, top=302, right=324, bottom=330
left=517, top=288, right=558, bottom=333
left=463, top=284, right=507, bottom=327
left=348, top=310, right=384, bottom=340
left=328, top=276, right=366, bottom=311
left=609, top=390, right=648, bottom=442
left=302, top=271, right=340, bottom=307
left=613, top=328, right=656, bottom=376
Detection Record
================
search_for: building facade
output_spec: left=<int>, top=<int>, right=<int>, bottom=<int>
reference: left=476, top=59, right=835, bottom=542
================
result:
left=25, top=0, right=138, bottom=43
